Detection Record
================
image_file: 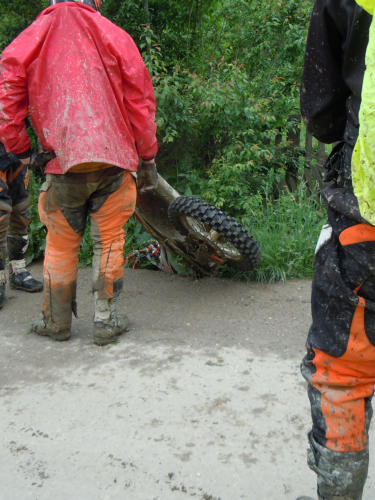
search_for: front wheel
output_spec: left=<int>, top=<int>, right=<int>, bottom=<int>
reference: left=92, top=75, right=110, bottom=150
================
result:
left=168, top=196, right=261, bottom=271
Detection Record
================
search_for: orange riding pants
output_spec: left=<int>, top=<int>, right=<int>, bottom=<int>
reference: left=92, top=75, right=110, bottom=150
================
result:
left=302, top=207, right=375, bottom=454
left=38, top=168, right=136, bottom=326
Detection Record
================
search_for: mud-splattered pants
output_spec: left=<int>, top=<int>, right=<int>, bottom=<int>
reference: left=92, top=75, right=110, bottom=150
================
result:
left=0, top=162, right=30, bottom=269
left=38, top=168, right=136, bottom=329
left=301, top=205, right=375, bottom=498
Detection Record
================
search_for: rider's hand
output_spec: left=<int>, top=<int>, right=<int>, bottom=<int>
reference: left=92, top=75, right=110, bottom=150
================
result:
left=0, top=152, right=22, bottom=173
left=137, top=159, right=158, bottom=194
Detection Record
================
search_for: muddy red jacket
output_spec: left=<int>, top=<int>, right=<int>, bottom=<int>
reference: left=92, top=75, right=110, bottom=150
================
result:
left=0, top=2, right=158, bottom=174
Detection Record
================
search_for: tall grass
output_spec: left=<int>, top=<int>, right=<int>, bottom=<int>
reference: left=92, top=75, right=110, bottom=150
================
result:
left=246, top=184, right=325, bottom=282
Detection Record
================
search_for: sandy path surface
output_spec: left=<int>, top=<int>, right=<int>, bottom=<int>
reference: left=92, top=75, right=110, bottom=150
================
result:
left=1, top=264, right=374, bottom=499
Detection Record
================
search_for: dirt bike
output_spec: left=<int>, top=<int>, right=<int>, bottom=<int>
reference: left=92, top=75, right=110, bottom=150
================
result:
left=29, top=152, right=261, bottom=276
left=131, top=172, right=261, bottom=276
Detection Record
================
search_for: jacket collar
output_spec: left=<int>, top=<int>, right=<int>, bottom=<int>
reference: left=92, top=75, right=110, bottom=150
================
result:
left=38, top=2, right=96, bottom=19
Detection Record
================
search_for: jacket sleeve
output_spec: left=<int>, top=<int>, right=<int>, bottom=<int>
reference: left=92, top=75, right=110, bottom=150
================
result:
left=300, top=0, right=350, bottom=143
left=116, top=33, right=158, bottom=160
left=0, top=45, right=30, bottom=155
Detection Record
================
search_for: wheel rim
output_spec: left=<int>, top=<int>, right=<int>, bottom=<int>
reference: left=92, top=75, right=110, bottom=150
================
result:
left=180, top=215, right=245, bottom=262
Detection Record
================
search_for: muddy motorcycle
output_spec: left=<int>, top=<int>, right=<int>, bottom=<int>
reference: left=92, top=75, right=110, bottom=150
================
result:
left=29, top=152, right=261, bottom=276
left=132, top=172, right=261, bottom=276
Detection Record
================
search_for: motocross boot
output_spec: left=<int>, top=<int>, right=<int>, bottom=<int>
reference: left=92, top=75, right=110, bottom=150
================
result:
left=305, top=432, right=368, bottom=500
left=30, top=273, right=75, bottom=341
left=93, top=292, right=129, bottom=346
left=30, top=314, right=71, bottom=341
left=8, top=235, right=43, bottom=292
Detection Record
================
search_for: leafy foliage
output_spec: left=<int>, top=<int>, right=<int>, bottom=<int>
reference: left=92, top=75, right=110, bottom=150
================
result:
left=243, top=183, right=325, bottom=282
left=2, top=0, right=322, bottom=281
left=0, top=1, right=47, bottom=50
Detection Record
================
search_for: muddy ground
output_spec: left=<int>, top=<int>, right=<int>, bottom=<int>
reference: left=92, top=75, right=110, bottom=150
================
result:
left=0, top=263, right=374, bottom=499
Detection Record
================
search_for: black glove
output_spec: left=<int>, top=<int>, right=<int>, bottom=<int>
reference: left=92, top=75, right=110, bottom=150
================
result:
left=0, top=152, right=21, bottom=173
left=29, top=151, right=56, bottom=169
left=137, top=159, right=158, bottom=194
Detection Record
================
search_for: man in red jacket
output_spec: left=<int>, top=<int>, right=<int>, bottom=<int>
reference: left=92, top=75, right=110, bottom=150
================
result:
left=0, top=0, right=158, bottom=345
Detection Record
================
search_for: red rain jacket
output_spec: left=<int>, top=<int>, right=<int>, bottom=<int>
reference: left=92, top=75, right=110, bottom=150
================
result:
left=0, top=2, right=157, bottom=174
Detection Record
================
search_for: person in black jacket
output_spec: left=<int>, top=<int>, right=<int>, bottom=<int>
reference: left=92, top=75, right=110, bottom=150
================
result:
left=299, top=1, right=375, bottom=499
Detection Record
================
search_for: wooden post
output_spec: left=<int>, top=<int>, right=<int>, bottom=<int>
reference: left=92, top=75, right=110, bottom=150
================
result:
left=317, top=142, right=326, bottom=166
left=143, top=0, right=151, bottom=59
left=287, top=114, right=301, bottom=147
left=143, top=0, right=150, bottom=22
left=284, top=115, right=300, bottom=192
left=305, top=131, right=313, bottom=160
left=303, top=131, right=315, bottom=192
left=314, top=142, right=326, bottom=187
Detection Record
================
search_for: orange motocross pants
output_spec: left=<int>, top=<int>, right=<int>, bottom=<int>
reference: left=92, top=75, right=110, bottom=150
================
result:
left=301, top=205, right=375, bottom=498
left=38, top=168, right=136, bottom=328
left=302, top=208, right=375, bottom=456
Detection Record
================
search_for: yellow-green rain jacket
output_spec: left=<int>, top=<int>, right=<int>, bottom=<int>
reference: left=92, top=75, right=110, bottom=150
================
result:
left=353, top=0, right=375, bottom=223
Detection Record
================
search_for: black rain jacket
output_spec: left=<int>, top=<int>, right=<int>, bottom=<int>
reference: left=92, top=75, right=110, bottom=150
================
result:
left=300, top=0, right=371, bottom=147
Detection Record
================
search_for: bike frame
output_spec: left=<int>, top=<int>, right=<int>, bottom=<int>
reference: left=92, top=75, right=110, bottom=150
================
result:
left=133, top=174, right=223, bottom=275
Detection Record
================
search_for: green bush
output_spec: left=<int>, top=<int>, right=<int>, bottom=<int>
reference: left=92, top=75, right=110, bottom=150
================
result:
left=0, top=1, right=48, bottom=50
left=7, top=0, right=324, bottom=282
left=243, top=183, right=325, bottom=282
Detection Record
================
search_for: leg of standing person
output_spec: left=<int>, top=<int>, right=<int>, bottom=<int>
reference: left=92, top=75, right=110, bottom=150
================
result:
left=31, top=174, right=84, bottom=340
left=31, top=167, right=136, bottom=344
left=300, top=208, right=375, bottom=500
left=89, top=169, right=136, bottom=346
left=0, top=169, right=11, bottom=309
left=7, top=161, right=43, bottom=293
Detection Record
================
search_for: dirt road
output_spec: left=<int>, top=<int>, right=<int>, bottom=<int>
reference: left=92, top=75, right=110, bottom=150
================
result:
left=0, top=264, right=374, bottom=499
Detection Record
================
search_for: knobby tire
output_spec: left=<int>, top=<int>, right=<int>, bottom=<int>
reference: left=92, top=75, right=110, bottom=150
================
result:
left=168, top=196, right=261, bottom=270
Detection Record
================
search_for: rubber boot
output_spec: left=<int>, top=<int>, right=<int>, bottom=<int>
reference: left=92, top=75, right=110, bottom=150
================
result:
left=93, top=292, right=129, bottom=346
left=8, top=235, right=43, bottom=292
left=306, top=432, right=369, bottom=500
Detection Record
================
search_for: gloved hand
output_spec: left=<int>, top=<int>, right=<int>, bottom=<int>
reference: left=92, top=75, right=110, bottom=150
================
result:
left=0, top=152, right=21, bottom=173
left=137, top=159, right=158, bottom=194
left=29, top=151, right=55, bottom=169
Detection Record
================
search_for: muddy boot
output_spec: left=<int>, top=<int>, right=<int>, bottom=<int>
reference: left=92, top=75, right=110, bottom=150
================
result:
left=9, top=260, right=43, bottom=292
left=8, top=235, right=42, bottom=292
left=30, top=275, right=75, bottom=341
left=307, top=432, right=369, bottom=500
left=93, top=293, right=129, bottom=346
left=30, top=315, right=71, bottom=341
